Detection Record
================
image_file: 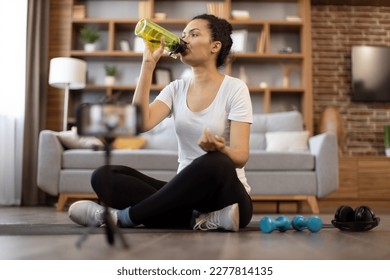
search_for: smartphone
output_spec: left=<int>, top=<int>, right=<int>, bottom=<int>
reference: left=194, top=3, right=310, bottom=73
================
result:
left=76, top=103, right=142, bottom=138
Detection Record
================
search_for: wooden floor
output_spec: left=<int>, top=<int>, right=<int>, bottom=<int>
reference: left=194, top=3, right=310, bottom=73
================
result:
left=0, top=206, right=389, bottom=260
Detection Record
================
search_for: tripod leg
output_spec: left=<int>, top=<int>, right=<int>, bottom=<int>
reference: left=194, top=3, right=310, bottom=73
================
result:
left=76, top=226, right=96, bottom=248
left=104, top=207, right=130, bottom=249
left=74, top=137, right=129, bottom=249
left=104, top=208, right=115, bottom=245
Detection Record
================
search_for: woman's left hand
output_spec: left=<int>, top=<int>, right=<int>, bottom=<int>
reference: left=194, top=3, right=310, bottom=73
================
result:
left=198, top=128, right=226, bottom=152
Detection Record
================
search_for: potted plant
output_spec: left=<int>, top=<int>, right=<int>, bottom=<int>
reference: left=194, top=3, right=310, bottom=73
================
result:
left=385, top=125, right=390, bottom=156
left=104, top=65, right=117, bottom=85
left=80, top=26, right=100, bottom=52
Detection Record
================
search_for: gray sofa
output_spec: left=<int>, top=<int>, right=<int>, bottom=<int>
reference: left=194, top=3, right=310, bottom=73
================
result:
left=37, top=111, right=338, bottom=213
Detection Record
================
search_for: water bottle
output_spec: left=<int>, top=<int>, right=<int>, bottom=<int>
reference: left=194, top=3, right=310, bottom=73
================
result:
left=134, top=18, right=187, bottom=58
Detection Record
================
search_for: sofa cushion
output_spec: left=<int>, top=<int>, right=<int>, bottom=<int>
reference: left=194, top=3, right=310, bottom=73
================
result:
left=250, top=114, right=268, bottom=150
left=141, top=117, right=178, bottom=150
left=62, top=149, right=179, bottom=170
left=245, top=151, right=314, bottom=171
left=265, top=110, right=304, bottom=132
left=265, top=131, right=309, bottom=152
left=57, top=127, right=104, bottom=149
left=112, top=137, right=147, bottom=150
left=59, top=170, right=95, bottom=193
left=247, top=172, right=317, bottom=195
left=140, top=111, right=304, bottom=151
left=250, top=111, right=304, bottom=150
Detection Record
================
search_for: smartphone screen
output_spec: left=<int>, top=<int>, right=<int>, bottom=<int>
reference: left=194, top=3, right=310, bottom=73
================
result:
left=76, top=103, right=142, bottom=137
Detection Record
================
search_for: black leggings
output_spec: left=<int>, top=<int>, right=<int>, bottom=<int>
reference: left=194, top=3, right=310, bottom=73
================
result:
left=91, top=151, right=253, bottom=229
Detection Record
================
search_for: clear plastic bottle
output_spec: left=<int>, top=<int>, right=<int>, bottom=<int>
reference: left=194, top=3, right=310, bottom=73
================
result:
left=134, top=18, right=187, bottom=58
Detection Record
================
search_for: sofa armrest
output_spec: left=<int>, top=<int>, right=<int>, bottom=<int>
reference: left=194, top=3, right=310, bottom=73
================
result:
left=37, top=130, right=63, bottom=196
left=309, top=133, right=339, bottom=198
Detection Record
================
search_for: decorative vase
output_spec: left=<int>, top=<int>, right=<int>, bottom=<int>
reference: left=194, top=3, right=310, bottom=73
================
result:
left=84, top=43, right=96, bottom=52
left=104, top=76, right=115, bottom=86
left=319, top=107, right=345, bottom=156
left=282, top=64, right=292, bottom=88
left=386, top=148, right=390, bottom=157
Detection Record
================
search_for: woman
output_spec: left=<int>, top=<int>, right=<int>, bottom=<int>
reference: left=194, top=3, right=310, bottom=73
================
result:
left=69, top=14, right=253, bottom=231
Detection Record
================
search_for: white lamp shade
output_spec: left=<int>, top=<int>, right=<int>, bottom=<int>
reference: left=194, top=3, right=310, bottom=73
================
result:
left=49, top=57, right=87, bottom=89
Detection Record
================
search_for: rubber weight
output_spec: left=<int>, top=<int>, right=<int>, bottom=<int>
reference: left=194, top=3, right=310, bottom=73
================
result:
left=259, top=216, right=291, bottom=233
left=292, top=215, right=323, bottom=233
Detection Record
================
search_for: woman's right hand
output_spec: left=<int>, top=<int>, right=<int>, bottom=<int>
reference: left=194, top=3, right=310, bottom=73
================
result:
left=142, top=37, right=166, bottom=67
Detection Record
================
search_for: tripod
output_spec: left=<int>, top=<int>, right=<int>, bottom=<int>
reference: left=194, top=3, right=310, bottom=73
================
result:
left=76, top=136, right=129, bottom=249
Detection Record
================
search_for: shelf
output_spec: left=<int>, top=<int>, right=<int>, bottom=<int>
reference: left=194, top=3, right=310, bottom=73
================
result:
left=72, top=18, right=303, bottom=29
left=70, top=51, right=303, bottom=60
left=233, top=52, right=303, bottom=60
left=72, top=17, right=189, bottom=27
left=248, top=86, right=304, bottom=93
left=231, top=19, right=302, bottom=26
left=268, top=20, right=303, bottom=29
left=71, top=50, right=142, bottom=57
left=85, top=84, right=164, bottom=91
left=65, top=0, right=313, bottom=132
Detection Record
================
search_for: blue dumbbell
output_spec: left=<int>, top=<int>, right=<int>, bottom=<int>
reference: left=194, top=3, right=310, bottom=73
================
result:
left=259, top=216, right=291, bottom=233
left=292, top=215, right=323, bottom=233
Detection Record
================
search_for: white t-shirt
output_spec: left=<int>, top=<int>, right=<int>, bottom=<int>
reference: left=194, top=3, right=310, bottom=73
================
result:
left=155, top=75, right=253, bottom=193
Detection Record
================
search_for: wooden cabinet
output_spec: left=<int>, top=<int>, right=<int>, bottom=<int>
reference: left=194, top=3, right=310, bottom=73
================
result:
left=321, top=156, right=390, bottom=208
left=66, top=0, right=313, bottom=131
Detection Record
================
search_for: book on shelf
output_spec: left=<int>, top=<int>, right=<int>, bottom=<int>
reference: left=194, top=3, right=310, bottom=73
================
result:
left=138, top=1, right=152, bottom=19
left=207, top=2, right=226, bottom=18
left=285, top=16, right=302, bottom=22
left=231, top=10, right=250, bottom=20
left=231, top=30, right=248, bottom=53
left=257, top=31, right=266, bottom=54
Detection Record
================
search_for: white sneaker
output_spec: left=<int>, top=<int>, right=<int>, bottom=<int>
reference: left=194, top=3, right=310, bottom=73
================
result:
left=68, top=200, right=118, bottom=227
left=193, top=203, right=239, bottom=232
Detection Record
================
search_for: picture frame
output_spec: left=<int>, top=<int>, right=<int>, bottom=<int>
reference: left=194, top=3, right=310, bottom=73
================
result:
left=231, top=30, right=248, bottom=53
left=153, top=68, right=172, bottom=85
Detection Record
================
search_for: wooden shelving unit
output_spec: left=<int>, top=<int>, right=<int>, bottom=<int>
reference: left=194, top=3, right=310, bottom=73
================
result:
left=67, top=0, right=313, bottom=131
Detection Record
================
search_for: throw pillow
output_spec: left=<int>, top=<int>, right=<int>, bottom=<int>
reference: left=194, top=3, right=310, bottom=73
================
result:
left=112, top=137, right=147, bottom=150
left=265, top=131, right=309, bottom=152
left=57, top=127, right=104, bottom=149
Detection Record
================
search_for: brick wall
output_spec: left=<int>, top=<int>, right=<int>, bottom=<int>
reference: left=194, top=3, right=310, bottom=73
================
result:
left=311, top=5, right=390, bottom=156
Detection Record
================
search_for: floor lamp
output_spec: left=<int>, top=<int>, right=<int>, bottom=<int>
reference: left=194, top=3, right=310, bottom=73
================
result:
left=49, top=57, right=87, bottom=131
